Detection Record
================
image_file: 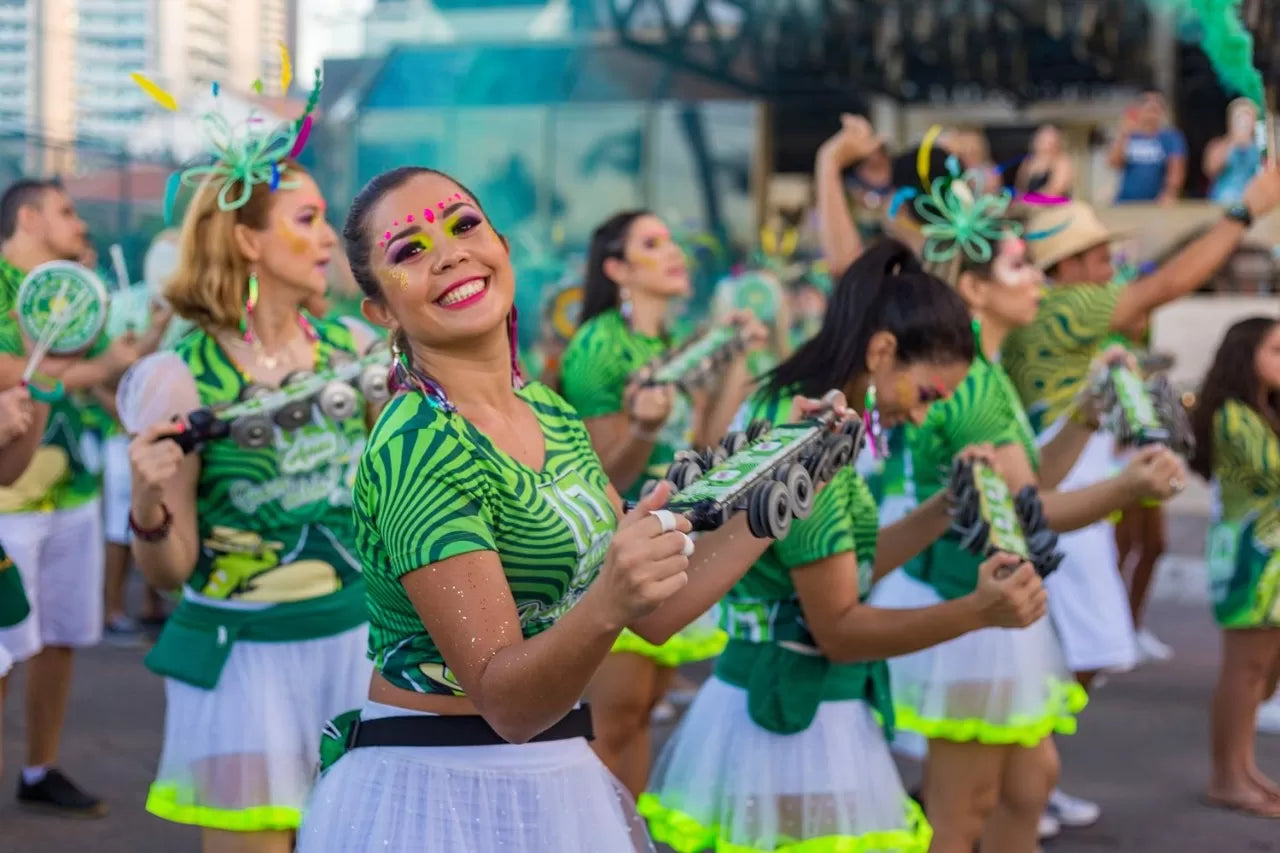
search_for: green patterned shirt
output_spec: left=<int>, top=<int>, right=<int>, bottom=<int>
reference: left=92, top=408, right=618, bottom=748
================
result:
left=905, top=351, right=1039, bottom=600
left=719, top=389, right=880, bottom=642
left=1002, top=282, right=1122, bottom=432
left=1212, top=400, right=1280, bottom=527
left=0, top=257, right=109, bottom=513
left=560, top=309, right=694, bottom=501
left=356, top=383, right=617, bottom=695
left=176, top=321, right=367, bottom=603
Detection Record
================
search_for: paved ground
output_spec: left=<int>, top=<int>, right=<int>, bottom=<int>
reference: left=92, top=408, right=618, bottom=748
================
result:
left=3, top=514, right=1279, bottom=852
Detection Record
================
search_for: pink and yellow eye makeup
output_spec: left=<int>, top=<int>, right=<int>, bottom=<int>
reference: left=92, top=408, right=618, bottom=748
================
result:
left=378, top=193, right=469, bottom=249
left=895, top=375, right=948, bottom=407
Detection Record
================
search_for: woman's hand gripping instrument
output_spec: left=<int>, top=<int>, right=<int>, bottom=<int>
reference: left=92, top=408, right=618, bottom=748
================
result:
left=168, top=341, right=392, bottom=454
left=630, top=317, right=752, bottom=396
left=948, top=458, right=1063, bottom=579
left=632, top=390, right=865, bottom=540
left=1091, top=356, right=1194, bottom=456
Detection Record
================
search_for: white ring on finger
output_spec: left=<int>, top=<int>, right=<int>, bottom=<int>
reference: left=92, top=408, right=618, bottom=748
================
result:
left=650, top=509, right=677, bottom=534
left=680, top=532, right=695, bottom=557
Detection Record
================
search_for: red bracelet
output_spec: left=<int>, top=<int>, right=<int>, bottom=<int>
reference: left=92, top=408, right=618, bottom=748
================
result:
left=129, top=503, right=173, bottom=542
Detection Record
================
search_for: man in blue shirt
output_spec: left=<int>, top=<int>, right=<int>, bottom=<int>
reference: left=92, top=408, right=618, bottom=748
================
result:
left=1109, top=91, right=1188, bottom=204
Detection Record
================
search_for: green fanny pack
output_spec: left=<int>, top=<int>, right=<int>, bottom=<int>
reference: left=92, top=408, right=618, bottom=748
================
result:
left=714, top=638, right=894, bottom=738
left=145, top=582, right=367, bottom=690
left=0, top=550, right=30, bottom=629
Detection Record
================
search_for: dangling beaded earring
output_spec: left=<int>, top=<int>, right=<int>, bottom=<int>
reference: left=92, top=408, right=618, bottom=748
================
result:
left=387, top=330, right=410, bottom=393
left=507, top=307, right=525, bottom=389
left=864, top=383, right=886, bottom=459
left=619, top=287, right=633, bottom=324
left=240, top=271, right=259, bottom=343
left=390, top=329, right=456, bottom=413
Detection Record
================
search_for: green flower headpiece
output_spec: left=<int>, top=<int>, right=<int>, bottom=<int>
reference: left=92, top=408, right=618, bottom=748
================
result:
left=912, top=158, right=1022, bottom=266
left=130, top=50, right=322, bottom=226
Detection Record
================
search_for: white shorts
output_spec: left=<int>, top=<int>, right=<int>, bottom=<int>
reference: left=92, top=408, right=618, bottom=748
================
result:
left=0, top=500, right=105, bottom=662
left=103, top=435, right=132, bottom=546
left=1037, top=423, right=1137, bottom=674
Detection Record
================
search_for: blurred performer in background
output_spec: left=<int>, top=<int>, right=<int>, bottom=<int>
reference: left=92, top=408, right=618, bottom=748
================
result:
left=561, top=209, right=764, bottom=797
left=0, top=178, right=141, bottom=817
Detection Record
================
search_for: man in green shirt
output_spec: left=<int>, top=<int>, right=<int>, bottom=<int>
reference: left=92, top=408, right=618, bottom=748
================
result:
left=0, top=179, right=140, bottom=818
left=1002, top=173, right=1280, bottom=833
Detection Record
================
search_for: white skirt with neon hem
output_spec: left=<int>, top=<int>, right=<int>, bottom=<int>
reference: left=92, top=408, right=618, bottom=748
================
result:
left=868, top=569, right=1087, bottom=747
left=297, top=701, right=654, bottom=853
left=146, top=623, right=371, bottom=831
left=641, top=677, right=931, bottom=852
left=612, top=608, right=727, bottom=667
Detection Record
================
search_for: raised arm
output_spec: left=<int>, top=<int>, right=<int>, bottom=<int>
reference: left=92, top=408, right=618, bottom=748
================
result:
left=1203, top=137, right=1230, bottom=181
left=1111, top=167, right=1280, bottom=331
left=814, top=115, right=882, bottom=279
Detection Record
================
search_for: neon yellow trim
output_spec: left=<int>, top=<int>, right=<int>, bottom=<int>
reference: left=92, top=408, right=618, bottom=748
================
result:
left=611, top=627, right=727, bottom=667
left=638, top=792, right=931, bottom=852
left=146, top=782, right=300, bottom=832
left=893, top=681, right=1089, bottom=747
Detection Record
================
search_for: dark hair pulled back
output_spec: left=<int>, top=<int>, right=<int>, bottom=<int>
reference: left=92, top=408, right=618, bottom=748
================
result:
left=578, top=209, right=652, bottom=326
left=342, top=166, right=517, bottom=393
left=762, top=238, right=975, bottom=399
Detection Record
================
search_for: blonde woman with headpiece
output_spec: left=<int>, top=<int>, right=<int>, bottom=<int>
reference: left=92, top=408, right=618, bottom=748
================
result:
left=867, top=173, right=1187, bottom=853
left=117, top=75, right=379, bottom=852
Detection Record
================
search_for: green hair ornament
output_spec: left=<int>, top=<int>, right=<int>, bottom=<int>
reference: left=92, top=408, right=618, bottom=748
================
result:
left=136, top=62, right=323, bottom=226
left=912, top=160, right=1022, bottom=265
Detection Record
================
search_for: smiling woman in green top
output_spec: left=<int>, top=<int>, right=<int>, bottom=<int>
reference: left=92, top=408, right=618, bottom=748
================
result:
left=1190, top=317, right=1280, bottom=818
left=560, top=210, right=766, bottom=797
left=296, top=166, right=813, bottom=853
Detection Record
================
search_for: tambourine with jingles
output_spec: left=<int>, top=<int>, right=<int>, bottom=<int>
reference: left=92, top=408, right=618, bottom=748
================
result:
left=948, top=458, right=1063, bottom=579
left=632, top=319, right=750, bottom=394
left=17, top=261, right=110, bottom=402
left=169, top=342, right=391, bottom=454
left=632, top=390, right=863, bottom=539
left=1092, top=361, right=1194, bottom=457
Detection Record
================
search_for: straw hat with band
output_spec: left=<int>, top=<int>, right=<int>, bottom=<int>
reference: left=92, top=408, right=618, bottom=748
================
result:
left=1023, top=201, right=1130, bottom=272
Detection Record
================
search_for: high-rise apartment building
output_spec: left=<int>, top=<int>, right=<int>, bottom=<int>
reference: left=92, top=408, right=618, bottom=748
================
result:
left=0, top=0, right=296, bottom=170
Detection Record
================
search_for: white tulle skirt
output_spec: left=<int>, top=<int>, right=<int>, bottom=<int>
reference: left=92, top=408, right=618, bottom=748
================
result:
left=0, top=641, right=11, bottom=678
left=641, top=677, right=931, bottom=852
left=298, top=702, right=654, bottom=853
left=147, top=624, right=371, bottom=831
left=868, top=569, right=1087, bottom=747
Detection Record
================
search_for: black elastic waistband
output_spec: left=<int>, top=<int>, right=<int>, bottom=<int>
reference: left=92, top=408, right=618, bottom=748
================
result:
left=347, top=705, right=594, bottom=749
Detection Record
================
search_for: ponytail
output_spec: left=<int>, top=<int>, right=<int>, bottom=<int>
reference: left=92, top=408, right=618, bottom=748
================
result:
left=763, top=238, right=974, bottom=399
